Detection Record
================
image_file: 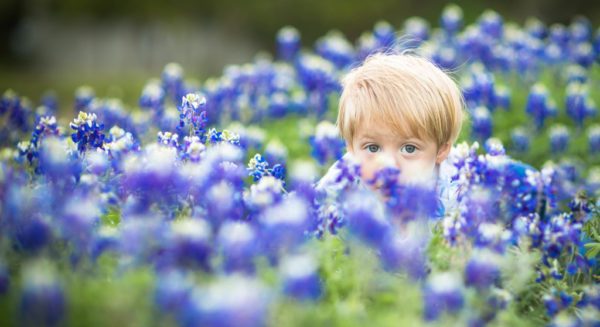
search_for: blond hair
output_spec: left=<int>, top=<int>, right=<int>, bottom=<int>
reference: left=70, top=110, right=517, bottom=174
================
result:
left=337, top=53, right=464, bottom=148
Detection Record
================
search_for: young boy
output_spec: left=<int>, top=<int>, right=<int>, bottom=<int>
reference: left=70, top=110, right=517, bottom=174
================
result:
left=316, top=52, right=465, bottom=215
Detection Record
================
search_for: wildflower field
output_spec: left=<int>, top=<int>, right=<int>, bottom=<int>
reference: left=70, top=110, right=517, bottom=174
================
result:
left=1, top=4, right=600, bottom=327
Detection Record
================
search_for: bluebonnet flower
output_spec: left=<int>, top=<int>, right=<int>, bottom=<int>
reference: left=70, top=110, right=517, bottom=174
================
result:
left=315, top=31, right=356, bottom=69
left=89, top=226, right=119, bottom=261
left=484, top=138, right=505, bottom=156
left=225, top=123, right=266, bottom=151
left=74, top=86, right=95, bottom=112
left=247, top=153, right=285, bottom=182
left=264, top=139, right=288, bottom=167
left=573, top=42, right=595, bottom=68
left=179, top=135, right=205, bottom=162
left=550, top=24, right=570, bottom=47
left=423, top=272, right=464, bottom=321
left=139, top=79, right=166, bottom=113
left=430, top=46, right=460, bottom=71
left=526, top=83, right=557, bottom=130
left=180, top=276, right=271, bottom=327
left=40, top=90, right=59, bottom=114
left=570, top=17, right=592, bottom=42
left=565, top=82, right=597, bottom=128
left=70, top=111, right=106, bottom=153
left=0, top=90, right=33, bottom=143
left=378, top=223, right=428, bottom=279
left=295, top=54, right=339, bottom=116
left=163, top=219, right=212, bottom=270
left=402, top=17, right=430, bottom=47
left=155, top=269, right=194, bottom=315
left=471, top=106, right=493, bottom=141
left=17, top=116, right=62, bottom=168
left=0, top=259, right=8, bottom=294
left=60, top=196, right=101, bottom=251
left=104, top=126, right=139, bottom=163
left=564, top=64, right=588, bottom=84
left=356, top=32, right=379, bottom=62
left=244, top=175, right=285, bottom=213
left=258, top=194, right=312, bottom=256
left=178, top=93, right=208, bottom=141
left=373, top=21, right=396, bottom=50
left=510, top=127, right=531, bottom=153
left=162, top=63, right=186, bottom=103
left=276, top=26, right=301, bottom=62
left=344, top=189, right=391, bottom=248
left=279, top=254, right=322, bottom=301
left=478, top=10, right=504, bottom=39
left=217, top=222, right=258, bottom=274
left=464, top=251, right=501, bottom=290
left=309, top=120, right=345, bottom=165
left=121, top=144, right=181, bottom=210
left=19, top=261, right=65, bottom=327
left=158, top=131, right=180, bottom=148
left=13, top=214, right=52, bottom=252
left=208, top=128, right=240, bottom=146
left=587, top=125, right=600, bottom=154
left=38, top=136, right=81, bottom=180
left=549, top=124, right=570, bottom=154
left=440, top=4, right=463, bottom=36
left=461, top=65, right=499, bottom=111
left=525, top=17, right=547, bottom=39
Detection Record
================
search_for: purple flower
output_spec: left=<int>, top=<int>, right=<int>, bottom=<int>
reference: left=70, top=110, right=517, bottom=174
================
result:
left=74, top=86, right=95, bottom=111
left=178, top=93, right=208, bottom=141
left=309, top=121, right=345, bottom=165
left=276, top=26, right=301, bottom=62
left=180, top=276, right=271, bottom=327
left=526, top=84, right=557, bottom=130
left=163, top=219, right=213, bottom=270
left=471, top=106, right=493, bottom=141
left=478, top=10, right=504, bottom=39
left=549, top=124, right=570, bottom=154
left=344, top=190, right=391, bottom=247
left=69, top=111, right=106, bottom=153
left=510, top=127, right=531, bottom=153
left=247, top=153, right=285, bottom=183
left=315, top=31, right=356, bottom=69
left=565, top=82, right=596, bottom=128
left=373, top=21, right=396, bottom=49
left=0, top=260, right=8, bottom=295
left=423, top=272, right=464, bottom=321
left=525, top=17, right=547, bottom=39
left=139, top=80, right=166, bottom=113
left=587, top=125, right=600, bottom=154
left=279, top=254, right=322, bottom=301
left=217, top=222, right=258, bottom=274
left=440, top=4, right=463, bottom=35
left=258, top=194, right=312, bottom=255
left=379, top=223, right=428, bottom=279
left=19, top=261, right=65, bottom=327
left=464, top=251, right=501, bottom=289
left=155, top=269, right=194, bottom=314
left=162, top=63, right=185, bottom=103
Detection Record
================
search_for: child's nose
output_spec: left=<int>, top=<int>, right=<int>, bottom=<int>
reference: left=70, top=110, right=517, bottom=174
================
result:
left=376, top=151, right=402, bottom=170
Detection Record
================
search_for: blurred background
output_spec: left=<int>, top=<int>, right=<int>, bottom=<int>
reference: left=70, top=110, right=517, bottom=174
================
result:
left=1, top=0, right=600, bottom=108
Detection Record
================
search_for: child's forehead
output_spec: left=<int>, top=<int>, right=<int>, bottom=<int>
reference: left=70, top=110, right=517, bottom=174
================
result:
left=354, top=117, right=420, bottom=140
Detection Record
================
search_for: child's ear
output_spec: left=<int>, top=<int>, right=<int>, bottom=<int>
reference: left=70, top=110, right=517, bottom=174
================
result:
left=435, top=142, right=451, bottom=164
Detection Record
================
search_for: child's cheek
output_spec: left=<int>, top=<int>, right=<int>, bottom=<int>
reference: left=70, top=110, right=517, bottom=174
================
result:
left=359, top=159, right=378, bottom=182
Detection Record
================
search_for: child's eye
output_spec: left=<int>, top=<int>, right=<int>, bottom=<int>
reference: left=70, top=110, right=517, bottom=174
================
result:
left=366, top=144, right=380, bottom=153
left=401, top=144, right=417, bottom=154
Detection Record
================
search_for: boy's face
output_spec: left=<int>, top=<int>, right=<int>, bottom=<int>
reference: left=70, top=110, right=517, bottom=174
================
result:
left=348, top=119, right=450, bottom=187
